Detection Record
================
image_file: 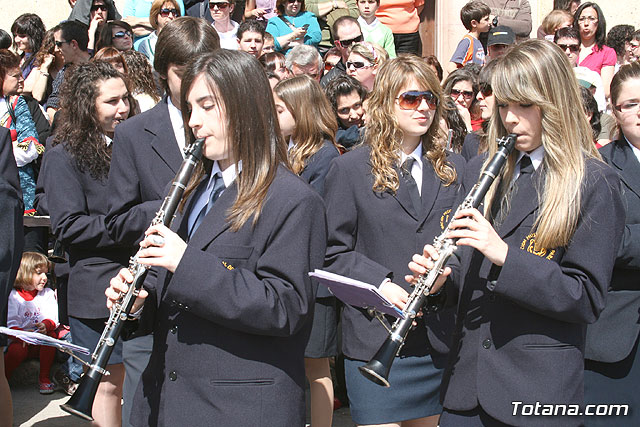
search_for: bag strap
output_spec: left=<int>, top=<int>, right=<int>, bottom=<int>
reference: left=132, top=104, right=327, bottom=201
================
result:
left=278, top=15, right=297, bottom=31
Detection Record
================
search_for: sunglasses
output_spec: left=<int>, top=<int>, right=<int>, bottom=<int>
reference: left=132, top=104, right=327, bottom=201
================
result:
left=478, top=83, right=492, bottom=97
left=450, top=88, right=474, bottom=99
left=557, top=43, right=579, bottom=53
left=113, top=31, right=132, bottom=39
left=346, top=60, right=372, bottom=70
left=286, top=0, right=302, bottom=3
left=91, top=4, right=108, bottom=11
left=338, top=34, right=363, bottom=48
left=54, top=40, right=69, bottom=48
left=159, top=8, right=179, bottom=17
left=397, top=91, right=438, bottom=110
left=209, top=2, right=230, bottom=9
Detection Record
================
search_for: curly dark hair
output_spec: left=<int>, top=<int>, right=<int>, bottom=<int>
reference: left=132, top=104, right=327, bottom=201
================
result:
left=35, top=27, right=58, bottom=66
left=323, top=73, right=367, bottom=116
left=53, top=62, right=135, bottom=180
left=121, top=50, right=161, bottom=102
left=606, top=25, right=635, bottom=58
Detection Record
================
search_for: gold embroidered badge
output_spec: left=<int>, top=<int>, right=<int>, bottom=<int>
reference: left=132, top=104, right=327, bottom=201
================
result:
left=520, top=233, right=555, bottom=260
left=440, top=209, right=452, bottom=230
left=221, top=261, right=235, bottom=270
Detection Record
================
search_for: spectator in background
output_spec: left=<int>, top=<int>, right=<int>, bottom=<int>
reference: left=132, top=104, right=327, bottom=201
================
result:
left=285, top=44, right=323, bottom=81
left=122, top=0, right=186, bottom=38
left=356, top=0, right=395, bottom=58
left=554, top=0, right=581, bottom=15
left=460, top=59, right=497, bottom=160
left=606, top=25, right=635, bottom=70
left=266, top=0, right=322, bottom=54
left=481, top=0, right=532, bottom=40
left=486, top=25, right=515, bottom=62
left=323, top=47, right=341, bottom=75
left=630, top=30, right=640, bottom=62
left=439, top=97, right=468, bottom=153
left=538, top=9, right=573, bottom=41
left=573, top=2, right=616, bottom=99
left=376, top=0, right=423, bottom=54
left=86, top=0, right=110, bottom=53
left=136, top=0, right=182, bottom=64
left=443, top=68, right=477, bottom=132
left=122, top=50, right=161, bottom=112
left=11, top=14, right=46, bottom=79
left=92, top=46, right=128, bottom=74
left=578, top=85, right=602, bottom=146
left=96, top=20, right=135, bottom=52
left=244, top=0, right=277, bottom=21
left=262, top=31, right=276, bottom=52
left=211, top=0, right=241, bottom=50
left=423, top=55, right=442, bottom=82
left=448, top=1, right=490, bottom=72
left=345, top=41, right=387, bottom=91
left=323, top=73, right=366, bottom=150
left=320, top=16, right=362, bottom=86
left=22, top=28, right=64, bottom=106
left=237, top=19, right=266, bottom=57
left=305, top=0, right=358, bottom=55
left=555, top=25, right=581, bottom=66
left=0, top=30, right=12, bottom=49
left=259, top=51, right=291, bottom=79
left=68, top=0, right=121, bottom=26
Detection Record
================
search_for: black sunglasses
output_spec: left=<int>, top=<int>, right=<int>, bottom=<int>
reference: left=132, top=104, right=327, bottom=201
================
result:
left=478, top=83, right=492, bottom=97
left=113, top=31, right=132, bottom=39
left=54, top=40, right=70, bottom=48
left=338, top=34, right=363, bottom=47
left=450, top=88, right=474, bottom=99
left=91, top=4, right=108, bottom=12
left=557, top=43, right=579, bottom=53
left=397, top=91, right=438, bottom=110
left=159, top=8, right=180, bottom=17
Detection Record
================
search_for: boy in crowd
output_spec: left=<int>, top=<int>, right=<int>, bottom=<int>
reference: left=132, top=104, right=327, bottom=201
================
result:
left=448, top=1, right=491, bottom=72
left=237, top=19, right=265, bottom=58
left=486, top=25, right=515, bottom=62
left=262, top=32, right=275, bottom=53
left=356, top=0, right=395, bottom=58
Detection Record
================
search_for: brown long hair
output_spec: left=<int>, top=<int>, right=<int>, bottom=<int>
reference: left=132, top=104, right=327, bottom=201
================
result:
left=14, top=252, right=50, bottom=290
left=365, top=55, right=456, bottom=193
left=273, top=75, right=338, bottom=174
left=179, top=50, right=288, bottom=231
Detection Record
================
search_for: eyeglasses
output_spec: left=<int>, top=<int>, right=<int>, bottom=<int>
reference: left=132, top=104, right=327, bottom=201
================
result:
left=54, top=40, right=69, bottom=48
left=90, top=4, right=108, bottom=12
left=450, top=88, right=474, bottom=99
left=113, top=31, right=132, bottom=39
left=209, top=2, right=230, bottom=9
left=338, top=34, right=363, bottom=48
left=346, top=60, right=373, bottom=70
left=557, top=43, right=579, bottom=53
left=397, top=91, right=438, bottom=110
left=159, top=8, right=179, bottom=17
left=578, top=16, right=598, bottom=23
left=478, top=83, right=492, bottom=97
left=614, top=100, right=640, bottom=114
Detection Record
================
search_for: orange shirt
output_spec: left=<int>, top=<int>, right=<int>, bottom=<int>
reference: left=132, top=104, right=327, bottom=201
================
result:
left=375, top=0, right=424, bottom=34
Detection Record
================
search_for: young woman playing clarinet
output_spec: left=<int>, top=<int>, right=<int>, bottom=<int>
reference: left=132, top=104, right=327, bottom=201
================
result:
left=106, top=50, right=327, bottom=426
left=323, top=55, right=465, bottom=427
left=408, top=39, right=626, bottom=427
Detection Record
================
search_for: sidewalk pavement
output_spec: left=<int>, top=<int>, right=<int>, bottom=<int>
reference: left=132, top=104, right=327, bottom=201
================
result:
left=9, top=360, right=355, bottom=426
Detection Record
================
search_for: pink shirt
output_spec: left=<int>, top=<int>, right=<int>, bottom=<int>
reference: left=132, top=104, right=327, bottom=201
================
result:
left=376, top=0, right=424, bottom=34
left=579, top=44, right=616, bottom=74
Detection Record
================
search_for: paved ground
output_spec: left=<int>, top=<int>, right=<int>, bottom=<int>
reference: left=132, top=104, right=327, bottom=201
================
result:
left=8, top=360, right=355, bottom=426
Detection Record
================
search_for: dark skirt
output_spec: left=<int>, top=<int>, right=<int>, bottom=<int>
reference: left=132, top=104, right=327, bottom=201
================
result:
left=345, top=354, right=443, bottom=424
left=69, top=316, right=123, bottom=365
left=304, top=296, right=338, bottom=358
left=585, top=337, right=640, bottom=426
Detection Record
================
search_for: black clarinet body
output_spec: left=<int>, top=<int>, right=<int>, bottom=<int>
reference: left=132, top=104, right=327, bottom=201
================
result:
left=61, top=138, right=205, bottom=420
left=359, top=134, right=517, bottom=387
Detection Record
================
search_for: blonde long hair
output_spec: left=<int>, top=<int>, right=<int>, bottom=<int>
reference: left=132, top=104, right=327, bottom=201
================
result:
left=485, top=39, right=600, bottom=249
left=273, top=75, right=339, bottom=175
left=365, top=55, right=456, bottom=193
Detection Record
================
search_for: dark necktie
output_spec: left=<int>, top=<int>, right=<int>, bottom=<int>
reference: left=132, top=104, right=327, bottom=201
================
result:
left=400, top=157, right=422, bottom=214
left=492, top=155, right=534, bottom=227
left=188, top=174, right=225, bottom=238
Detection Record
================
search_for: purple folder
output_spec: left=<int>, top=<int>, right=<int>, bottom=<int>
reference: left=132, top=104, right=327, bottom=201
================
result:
left=309, top=270, right=405, bottom=319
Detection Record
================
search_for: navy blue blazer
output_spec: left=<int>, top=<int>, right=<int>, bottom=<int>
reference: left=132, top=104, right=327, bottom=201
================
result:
left=585, top=139, right=640, bottom=363
left=0, top=127, right=24, bottom=347
left=130, top=165, right=327, bottom=426
left=323, top=145, right=465, bottom=363
left=442, top=155, right=625, bottom=426
left=106, top=98, right=183, bottom=248
left=43, top=144, right=129, bottom=318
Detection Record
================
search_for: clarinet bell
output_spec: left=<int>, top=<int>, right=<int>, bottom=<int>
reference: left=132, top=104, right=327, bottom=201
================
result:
left=358, top=337, right=403, bottom=387
left=60, top=372, right=101, bottom=421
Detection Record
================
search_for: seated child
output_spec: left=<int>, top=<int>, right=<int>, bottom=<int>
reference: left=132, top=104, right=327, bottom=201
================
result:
left=4, top=252, right=58, bottom=394
left=448, top=1, right=491, bottom=72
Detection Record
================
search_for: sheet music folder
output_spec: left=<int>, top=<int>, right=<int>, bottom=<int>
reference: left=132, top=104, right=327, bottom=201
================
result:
left=0, top=327, right=90, bottom=355
left=309, top=269, right=405, bottom=319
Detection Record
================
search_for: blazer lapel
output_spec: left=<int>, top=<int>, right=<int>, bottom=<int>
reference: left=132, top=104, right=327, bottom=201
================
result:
left=495, top=170, right=541, bottom=238
left=611, top=140, right=640, bottom=199
left=186, top=182, right=237, bottom=249
left=147, top=100, right=183, bottom=175
left=418, top=164, right=440, bottom=224
left=392, top=165, right=419, bottom=220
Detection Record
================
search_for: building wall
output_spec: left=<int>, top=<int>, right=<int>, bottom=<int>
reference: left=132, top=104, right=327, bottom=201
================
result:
left=1, top=0, right=638, bottom=62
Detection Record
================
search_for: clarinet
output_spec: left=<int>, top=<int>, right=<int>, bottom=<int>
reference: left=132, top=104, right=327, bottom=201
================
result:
left=359, top=134, right=517, bottom=387
left=61, top=138, right=206, bottom=420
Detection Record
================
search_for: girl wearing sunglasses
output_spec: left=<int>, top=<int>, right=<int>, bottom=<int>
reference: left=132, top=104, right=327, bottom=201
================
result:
left=346, top=41, right=388, bottom=92
left=323, top=55, right=464, bottom=427
left=136, top=0, right=182, bottom=64
left=442, top=68, right=478, bottom=133
left=265, top=0, right=321, bottom=54
left=96, top=20, right=134, bottom=52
